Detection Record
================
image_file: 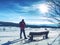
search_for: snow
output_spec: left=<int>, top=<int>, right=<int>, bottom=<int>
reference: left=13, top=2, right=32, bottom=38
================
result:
left=0, top=27, right=60, bottom=45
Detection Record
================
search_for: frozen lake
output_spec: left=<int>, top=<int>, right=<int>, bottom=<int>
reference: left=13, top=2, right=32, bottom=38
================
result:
left=0, top=27, right=60, bottom=45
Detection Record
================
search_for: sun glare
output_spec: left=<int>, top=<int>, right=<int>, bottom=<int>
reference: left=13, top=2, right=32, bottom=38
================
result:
left=38, top=4, right=49, bottom=13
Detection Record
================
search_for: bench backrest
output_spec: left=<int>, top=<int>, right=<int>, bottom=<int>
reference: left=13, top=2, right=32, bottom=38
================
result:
left=29, top=31, right=49, bottom=35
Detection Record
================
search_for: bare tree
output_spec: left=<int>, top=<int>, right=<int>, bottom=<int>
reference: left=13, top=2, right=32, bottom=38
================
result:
left=46, top=0, right=60, bottom=24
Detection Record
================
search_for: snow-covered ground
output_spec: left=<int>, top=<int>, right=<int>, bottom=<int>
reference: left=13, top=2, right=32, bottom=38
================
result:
left=0, top=27, right=60, bottom=45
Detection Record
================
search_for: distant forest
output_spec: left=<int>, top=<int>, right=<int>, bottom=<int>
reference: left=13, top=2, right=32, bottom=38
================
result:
left=0, top=21, right=60, bottom=28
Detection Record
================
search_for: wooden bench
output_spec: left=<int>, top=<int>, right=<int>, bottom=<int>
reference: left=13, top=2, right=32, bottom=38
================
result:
left=28, top=31, right=49, bottom=41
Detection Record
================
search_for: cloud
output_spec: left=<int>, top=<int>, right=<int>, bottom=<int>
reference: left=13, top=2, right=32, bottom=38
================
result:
left=0, top=0, right=59, bottom=24
left=0, top=0, right=44, bottom=14
left=0, top=0, right=42, bottom=7
left=8, top=16, right=26, bottom=23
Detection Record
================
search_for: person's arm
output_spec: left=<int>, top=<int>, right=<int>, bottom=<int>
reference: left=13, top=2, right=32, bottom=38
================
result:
left=19, top=22, right=21, bottom=27
left=24, top=22, right=26, bottom=27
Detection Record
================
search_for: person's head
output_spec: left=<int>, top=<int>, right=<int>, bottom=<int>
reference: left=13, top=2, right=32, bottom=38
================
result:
left=21, top=19, right=24, bottom=22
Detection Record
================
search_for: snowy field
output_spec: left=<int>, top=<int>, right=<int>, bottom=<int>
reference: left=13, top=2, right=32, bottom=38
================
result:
left=0, top=27, right=60, bottom=45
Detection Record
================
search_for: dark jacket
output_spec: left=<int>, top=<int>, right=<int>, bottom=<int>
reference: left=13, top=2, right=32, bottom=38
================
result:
left=19, top=21, right=26, bottom=30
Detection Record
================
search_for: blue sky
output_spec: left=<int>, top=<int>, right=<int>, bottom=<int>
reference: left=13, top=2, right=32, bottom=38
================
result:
left=0, top=0, right=59, bottom=25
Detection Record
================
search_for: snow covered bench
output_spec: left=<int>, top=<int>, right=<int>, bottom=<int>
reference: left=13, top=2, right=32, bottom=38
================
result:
left=28, top=30, right=49, bottom=41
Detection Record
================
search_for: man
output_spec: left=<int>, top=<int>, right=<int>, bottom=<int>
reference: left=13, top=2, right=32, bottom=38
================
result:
left=19, top=19, right=27, bottom=39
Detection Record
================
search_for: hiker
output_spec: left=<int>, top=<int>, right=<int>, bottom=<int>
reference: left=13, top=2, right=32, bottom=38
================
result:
left=19, top=19, right=27, bottom=39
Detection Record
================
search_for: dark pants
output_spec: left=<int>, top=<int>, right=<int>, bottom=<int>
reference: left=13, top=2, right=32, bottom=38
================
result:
left=20, top=29, right=27, bottom=39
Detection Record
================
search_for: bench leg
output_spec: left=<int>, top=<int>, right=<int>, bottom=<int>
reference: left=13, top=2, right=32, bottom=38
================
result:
left=45, top=34, right=48, bottom=39
left=29, top=35, right=33, bottom=41
left=43, top=36, right=45, bottom=39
